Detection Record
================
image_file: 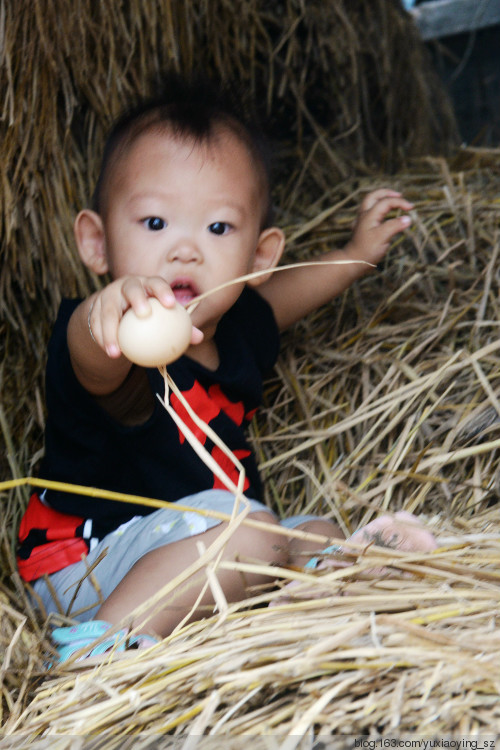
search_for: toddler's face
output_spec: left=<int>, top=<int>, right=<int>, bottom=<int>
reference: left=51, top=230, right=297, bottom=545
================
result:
left=101, top=127, right=266, bottom=335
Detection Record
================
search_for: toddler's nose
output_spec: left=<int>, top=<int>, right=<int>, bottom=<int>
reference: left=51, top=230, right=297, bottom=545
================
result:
left=167, top=237, right=201, bottom=263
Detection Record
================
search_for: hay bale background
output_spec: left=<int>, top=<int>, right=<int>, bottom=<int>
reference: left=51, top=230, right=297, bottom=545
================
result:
left=2, top=0, right=500, bottom=742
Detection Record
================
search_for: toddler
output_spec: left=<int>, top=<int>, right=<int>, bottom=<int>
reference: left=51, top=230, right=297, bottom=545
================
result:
left=17, top=74, right=435, bottom=662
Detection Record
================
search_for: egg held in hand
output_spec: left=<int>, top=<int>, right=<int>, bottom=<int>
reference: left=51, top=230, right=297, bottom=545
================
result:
left=118, top=298, right=192, bottom=367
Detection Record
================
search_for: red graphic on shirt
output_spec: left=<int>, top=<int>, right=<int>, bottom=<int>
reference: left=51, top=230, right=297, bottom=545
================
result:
left=17, top=493, right=88, bottom=581
left=211, top=446, right=251, bottom=492
left=208, top=384, right=245, bottom=425
left=171, top=383, right=251, bottom=491
left=170, top=381, right=220, bottom=445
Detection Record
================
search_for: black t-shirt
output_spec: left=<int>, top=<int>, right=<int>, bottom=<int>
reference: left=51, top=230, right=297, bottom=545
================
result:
left=38, top=287, right=279, bottom=543
left=17, top=289, right=279, bottom=581
left=18, top=288, right=280, bottom=581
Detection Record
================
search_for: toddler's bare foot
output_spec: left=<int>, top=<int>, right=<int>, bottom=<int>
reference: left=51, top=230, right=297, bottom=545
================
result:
left=317, top=510, right=437, bottom=577
left=271, top=512, right=437, bottom=606
left=347, top=510, right=438, bottom=554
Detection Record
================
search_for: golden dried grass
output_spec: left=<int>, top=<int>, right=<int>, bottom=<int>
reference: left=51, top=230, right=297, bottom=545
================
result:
left=1, top=510, right=500, bottom=742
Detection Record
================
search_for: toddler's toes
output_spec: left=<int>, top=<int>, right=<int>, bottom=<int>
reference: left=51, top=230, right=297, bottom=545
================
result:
left=351, top=512, right=437, bottom=553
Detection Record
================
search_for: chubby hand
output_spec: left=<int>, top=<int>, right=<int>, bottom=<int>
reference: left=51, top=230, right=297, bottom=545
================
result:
left=87, top=276, right=204, bottom=359
left=347, top=189, right=413, bottom=266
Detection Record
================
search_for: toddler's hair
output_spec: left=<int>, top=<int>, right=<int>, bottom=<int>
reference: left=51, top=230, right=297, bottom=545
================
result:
left=92, top=72, right=274, bottom=227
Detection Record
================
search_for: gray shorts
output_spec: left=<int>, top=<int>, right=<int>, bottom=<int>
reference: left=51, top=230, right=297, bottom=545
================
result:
left=32, top=489, right=317, bottom=621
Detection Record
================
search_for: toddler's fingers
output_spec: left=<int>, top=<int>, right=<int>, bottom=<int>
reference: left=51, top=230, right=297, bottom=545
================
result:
left=144, top=277, right=202, bottom=347
left=87, top=294, right=104, bottom=348
left=362, top=197, right=414, bottom=226
left=142, top=277, right=177, bottom=310
left=99, top=296, right=123, bottom=358
left=366, top=216, right=411, bottom=253
left=88, top=293, right=121, bottom=358
left=120, top=278, right=153, bottom=318
left=359, top=189, right=403, bottom=213
left=121, top=277, right=175, bottom=318
left=190, top=326, right=204, bottom=346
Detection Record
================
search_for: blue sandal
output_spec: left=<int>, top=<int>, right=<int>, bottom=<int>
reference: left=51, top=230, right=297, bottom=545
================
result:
left=52, top=620, right=158, bottom=664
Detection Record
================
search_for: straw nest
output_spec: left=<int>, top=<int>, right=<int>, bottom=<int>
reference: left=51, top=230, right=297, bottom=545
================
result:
left=2, top=0, right=500, bottom=743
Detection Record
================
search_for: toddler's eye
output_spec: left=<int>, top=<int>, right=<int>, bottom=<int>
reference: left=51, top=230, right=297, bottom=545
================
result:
left=209, top=221, right=231, bottom=236
left=143, top=217, right=166, bottom=231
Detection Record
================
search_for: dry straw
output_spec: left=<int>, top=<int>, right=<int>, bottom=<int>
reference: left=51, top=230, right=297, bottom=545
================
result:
left=2, top=0, right=500, bottom=743
left=2, top=158, right=500, bottom=740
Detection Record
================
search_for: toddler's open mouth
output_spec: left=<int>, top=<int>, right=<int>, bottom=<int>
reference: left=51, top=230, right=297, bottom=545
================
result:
left=171, top=279, right=199, bottom=306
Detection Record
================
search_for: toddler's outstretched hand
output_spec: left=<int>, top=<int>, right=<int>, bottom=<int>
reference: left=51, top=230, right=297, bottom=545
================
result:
left=88, top=276, right=203, bottom=360
left=347, top=189, right=413, bottom=266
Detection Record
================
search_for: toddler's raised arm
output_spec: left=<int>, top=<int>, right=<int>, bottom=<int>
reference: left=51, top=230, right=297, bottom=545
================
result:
left=258, top=189, right=413, bottom=331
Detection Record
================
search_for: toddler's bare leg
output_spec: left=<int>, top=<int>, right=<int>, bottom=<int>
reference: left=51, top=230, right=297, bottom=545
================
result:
left=96, top=511, right=287, bottom=637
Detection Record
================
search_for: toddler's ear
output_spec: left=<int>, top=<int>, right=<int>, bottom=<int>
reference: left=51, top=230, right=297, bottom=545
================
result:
left=248, top=227, right=285, bottom=286
left=74, top=209, right=109, bottom=275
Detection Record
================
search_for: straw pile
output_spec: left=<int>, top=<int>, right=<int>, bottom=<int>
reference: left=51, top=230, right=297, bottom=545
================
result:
left=2, top=151, right=500, bottom=743
left=2, top=0, right=500, bottom=743
left=1, top=506, right=500, bottom=742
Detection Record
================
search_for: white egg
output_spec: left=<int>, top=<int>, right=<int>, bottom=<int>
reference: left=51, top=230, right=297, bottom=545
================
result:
left=118, top=298, right=192, bottom=367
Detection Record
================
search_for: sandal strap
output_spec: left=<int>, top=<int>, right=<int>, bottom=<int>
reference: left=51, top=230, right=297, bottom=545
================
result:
left=57, top=634, right=128, bottom=663
left=304, top=543, right=342, bottom=570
